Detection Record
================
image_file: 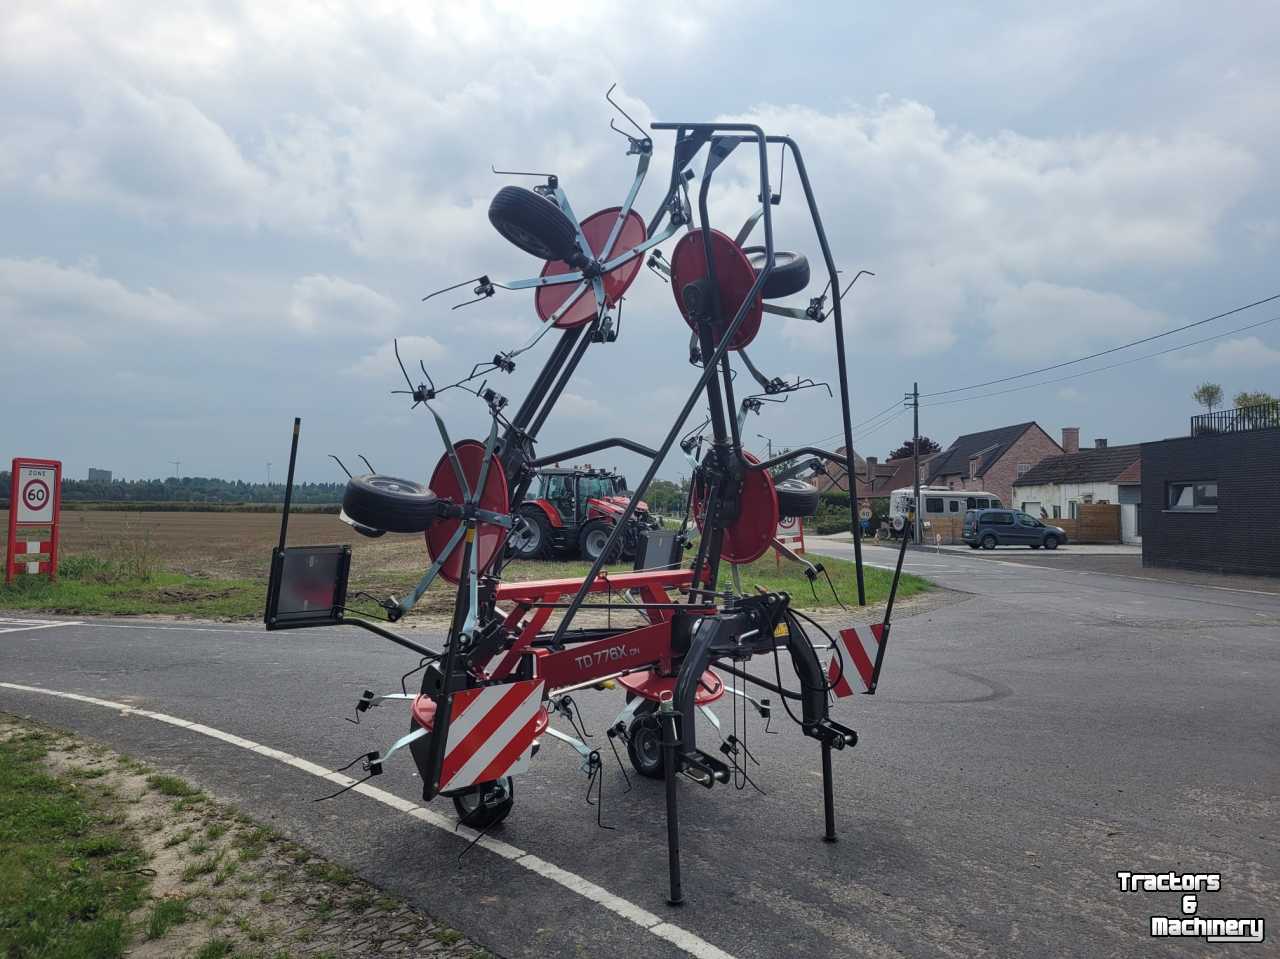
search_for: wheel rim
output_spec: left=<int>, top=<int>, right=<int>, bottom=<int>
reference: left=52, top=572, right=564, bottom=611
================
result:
left=586, top=528, right=608, bottom=557
left=513, top=519, right=541, bottom=555
left=635, top=724, right=661, bottom=770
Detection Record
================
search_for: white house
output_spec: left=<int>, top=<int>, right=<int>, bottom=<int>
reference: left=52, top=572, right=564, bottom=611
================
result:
left=1011, top=440, right=1143, bottom=544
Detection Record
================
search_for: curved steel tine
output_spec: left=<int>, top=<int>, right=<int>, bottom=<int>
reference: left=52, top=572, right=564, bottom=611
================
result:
left=357, top=455, right=375, bottom=474
left=422, top=401, right=471, bottom=500
left=837, top=270, right=875, bottom=302
left=329, top=454, right=353, bottom=478
left=605, top=83, right=646, bottom=139
left=423, top=276, right=484, bottom=303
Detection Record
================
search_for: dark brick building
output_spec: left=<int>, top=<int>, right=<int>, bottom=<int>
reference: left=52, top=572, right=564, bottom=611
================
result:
left=1140, top=424, right=1280, bottom=577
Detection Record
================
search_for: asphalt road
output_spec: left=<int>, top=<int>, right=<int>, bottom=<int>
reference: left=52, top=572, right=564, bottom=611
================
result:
left=2, top=547, right=1277, bottom=958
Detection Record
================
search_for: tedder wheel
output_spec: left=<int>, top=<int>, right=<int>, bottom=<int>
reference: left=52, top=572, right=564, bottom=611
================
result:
left=579, top=518, right=622, bottom=563
left=342, top=475, right=444, bottom=534
left=509, top=506, right=552, bottom=560
left=452, top=778, right=515, bottom=829
left=1044, top=535, right=1059, bottom=550
left=742, top=247, right=811, bottom=299
left=981, top=534, right=998, bottom=550
left=488, top=187, right=581, bottom=263
left=626, top=701, right=665, bottom=780
left=774, top=478, right=820, bottom=518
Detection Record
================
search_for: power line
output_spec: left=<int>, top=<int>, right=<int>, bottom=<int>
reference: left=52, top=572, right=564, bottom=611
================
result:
left=922, top=292, right=1280, bottom=398
left=800, top=399, right=902, bottom=450
left=923, top=313, right=1280, bottom=407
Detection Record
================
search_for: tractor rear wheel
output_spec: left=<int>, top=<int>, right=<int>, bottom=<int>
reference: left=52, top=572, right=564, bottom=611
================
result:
left=579, top=518, right=622, bottom=563
left=626, top=701, right=665, bottom=779
left=509, top=507, right=552, bottom=560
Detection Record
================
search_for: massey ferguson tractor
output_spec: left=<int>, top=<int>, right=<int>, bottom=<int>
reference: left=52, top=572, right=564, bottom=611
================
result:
left=508, top=465, right=659, bottom=562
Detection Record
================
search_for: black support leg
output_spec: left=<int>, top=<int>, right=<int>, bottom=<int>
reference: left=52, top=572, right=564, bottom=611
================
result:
left=821, top=740, right=836, bottom=842
left=660, top=700, right=684, bottom=905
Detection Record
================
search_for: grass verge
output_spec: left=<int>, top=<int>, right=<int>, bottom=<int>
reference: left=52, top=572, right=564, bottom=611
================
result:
left=0, top=725, right=146, bottom=958
left=0, top=540, right=928, bottom=621
left=0, top=713, right=489, bottom=958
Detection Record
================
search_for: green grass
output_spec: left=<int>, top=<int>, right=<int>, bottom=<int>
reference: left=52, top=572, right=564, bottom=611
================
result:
left=716, top=553, right=929, bottom=609
left=0, top=729, right=147, bottom=958
left=145, top=896, right=190, bottom=939
left=146, top=774, right=201, bottom=798
left=193, top=939, right=235, bottom=959
left=0, top=555, right=261, bottom=618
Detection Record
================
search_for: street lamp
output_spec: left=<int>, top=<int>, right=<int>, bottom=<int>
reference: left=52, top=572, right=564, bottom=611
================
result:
left=756, top=433, right=774, bottom=459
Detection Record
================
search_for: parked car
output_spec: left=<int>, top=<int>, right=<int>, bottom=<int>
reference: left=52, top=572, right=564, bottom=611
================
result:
left=963, top=509, right=1068, bottom=550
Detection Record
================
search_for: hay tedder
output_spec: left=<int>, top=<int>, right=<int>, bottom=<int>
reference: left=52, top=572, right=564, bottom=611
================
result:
left=264, top=90, right=913, bottom=905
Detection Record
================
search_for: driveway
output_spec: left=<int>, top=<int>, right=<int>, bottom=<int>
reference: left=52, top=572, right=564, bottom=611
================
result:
left=1, top=549, right=1276, bottom=958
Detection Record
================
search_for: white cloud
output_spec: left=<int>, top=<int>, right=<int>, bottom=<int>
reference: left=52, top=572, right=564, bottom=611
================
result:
left=345, top=336, right=446, bottom=379
left=985, top=281, right=1165, bottom=360
left=1165, top=335, right=1280, bottom=370
left=288, top=275, right=399, bottom=336
left=1057, top=386, right=1082, bottom=401
left=0, top=258, right=205, bottom=355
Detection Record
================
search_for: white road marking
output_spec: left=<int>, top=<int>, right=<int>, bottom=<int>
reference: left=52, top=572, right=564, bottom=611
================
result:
left=0, top=680, right=737, bottom=959
left=0, top=618, right=84, bottom=635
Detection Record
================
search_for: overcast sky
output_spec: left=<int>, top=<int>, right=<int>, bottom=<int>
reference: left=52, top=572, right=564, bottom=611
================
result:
left=3, top=1, right=1277, bottom=485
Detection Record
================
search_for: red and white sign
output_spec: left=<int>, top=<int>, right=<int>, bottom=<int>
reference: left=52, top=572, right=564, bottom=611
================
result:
left=6, top=458, right=62, bottom=584
left=774, top=514, right=805, bottom=554
left=438, top=678, right=545, bottom=793
left=828, top=623, right=885, bottom=697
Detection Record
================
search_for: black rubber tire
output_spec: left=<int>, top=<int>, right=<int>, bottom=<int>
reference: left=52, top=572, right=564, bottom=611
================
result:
left=742, top=247, right=811, bottom=299
left=342, top=475, right=443, bottom=534
left=509, top=506, right=552, bottom=560
left=488, top=186, right=581, bottom=263
left=981, top=534, right=997, bottom=550
left=451, top=778, right=514, bottom=829
left=1044, top=535, right=1059, bottom=550
left=626, top=702, right=665, bottom=780
left=578, top=518, right=621, bottom=563
left=774, top=478, right=820, bottom=518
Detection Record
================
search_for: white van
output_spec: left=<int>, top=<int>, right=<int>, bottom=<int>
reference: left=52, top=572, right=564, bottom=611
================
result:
left=888, top=487, right=1003, bottom=527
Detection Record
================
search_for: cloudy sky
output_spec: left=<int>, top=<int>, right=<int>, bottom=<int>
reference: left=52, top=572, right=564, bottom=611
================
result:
left=3, top=1, right=1277, bottom=485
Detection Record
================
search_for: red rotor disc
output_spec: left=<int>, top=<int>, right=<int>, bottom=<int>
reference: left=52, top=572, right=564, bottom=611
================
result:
left=425, top=439, right=510, bottom=585
left=691, top=451, right=779, bottom=565
left=669, top=229, right=763, bottom=351
left=536, top=206, right=647, bottom=328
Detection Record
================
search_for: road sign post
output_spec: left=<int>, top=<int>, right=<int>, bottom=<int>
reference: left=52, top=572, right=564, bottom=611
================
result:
left=774, top=515, right=806, bottom=568
left=5, top=458, right=62, bottom=584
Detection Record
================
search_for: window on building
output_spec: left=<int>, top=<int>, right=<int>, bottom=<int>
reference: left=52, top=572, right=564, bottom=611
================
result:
left=925, top=497, right=944, bottom=513
left=1083, top=494, right=1094, bottom=504
left=1167, top=481, right=1218, bottom=511
left=1052, top=505, right=1061, bottom=519
left=1069, top=500, right=1080, bottom=520
left=969, top=460, right=979, bottom=479
left=1017, top=463, right=1031, bottom=475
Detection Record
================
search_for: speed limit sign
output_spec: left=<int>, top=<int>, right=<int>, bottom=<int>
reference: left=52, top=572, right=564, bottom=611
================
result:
left=6, top=457, right=62, bottom=583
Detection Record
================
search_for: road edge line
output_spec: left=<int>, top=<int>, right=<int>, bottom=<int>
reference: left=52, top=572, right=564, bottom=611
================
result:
left=0, top=680, right=736, bottom=959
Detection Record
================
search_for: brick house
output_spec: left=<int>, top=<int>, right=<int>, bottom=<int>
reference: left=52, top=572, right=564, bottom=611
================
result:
left=812, top=448, right=937, bottom=497
left=1011, top=439, right=1142, bottom=543
left=926, top=422, right=1063, bottom=507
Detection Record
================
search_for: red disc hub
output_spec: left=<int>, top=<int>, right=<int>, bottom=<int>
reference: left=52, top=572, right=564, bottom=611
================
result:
left=536, top=206, right=647, bottom=328
left=425, top=439, right=510, bottom=584
left=669, top=229, right=763, bottom=350
left=691, top=450, right=779, bottom=565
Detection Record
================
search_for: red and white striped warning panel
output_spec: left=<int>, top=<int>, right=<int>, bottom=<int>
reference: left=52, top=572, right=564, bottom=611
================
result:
left=13, top=541, right=53, bottom=575
left=828, top=623, right=885, bottom=697
left=438, top=678, right=546, bottom=793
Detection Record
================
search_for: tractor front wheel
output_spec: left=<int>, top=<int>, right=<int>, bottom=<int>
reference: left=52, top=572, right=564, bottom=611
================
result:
left=509, top=507, right=552, bottom=560
left=579, top=519, right=622, bottom=563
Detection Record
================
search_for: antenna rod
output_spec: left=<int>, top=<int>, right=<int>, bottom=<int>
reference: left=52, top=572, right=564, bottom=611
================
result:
left=277, top=418, right=301, bottom=553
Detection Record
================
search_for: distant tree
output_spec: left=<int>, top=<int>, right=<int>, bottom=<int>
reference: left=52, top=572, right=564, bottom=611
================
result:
left=1192, top=382, right=1223, bottom=414
left=1233, top=390, right=1279, bottom=428
left=1233, top=389, right=1276, bottom=410
left=888, top=437, right=941, bottom=460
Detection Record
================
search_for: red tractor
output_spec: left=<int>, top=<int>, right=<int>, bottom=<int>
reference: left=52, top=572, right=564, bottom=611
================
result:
left=509, top=466, right=660, bottom=562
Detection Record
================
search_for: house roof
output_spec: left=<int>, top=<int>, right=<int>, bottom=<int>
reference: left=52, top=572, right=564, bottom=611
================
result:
left=1013, top=444, right=1141, bottom=487
left=927, top=422, right=1043, bottom=483
left=1113, top=459, right=1142, bottom=485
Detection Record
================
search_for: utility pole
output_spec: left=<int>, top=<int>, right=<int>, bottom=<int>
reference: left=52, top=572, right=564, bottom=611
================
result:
left=906, top=382, right=921, bottom=544
left=266, top=461, right=272, bottom=486
left=170, top=459, right=181, bottom=479
left=756, top=433, right=774, bottom=459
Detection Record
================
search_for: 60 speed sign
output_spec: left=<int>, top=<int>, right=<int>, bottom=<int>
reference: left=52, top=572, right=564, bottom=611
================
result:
left=16, top=466, right=56, bottom=523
